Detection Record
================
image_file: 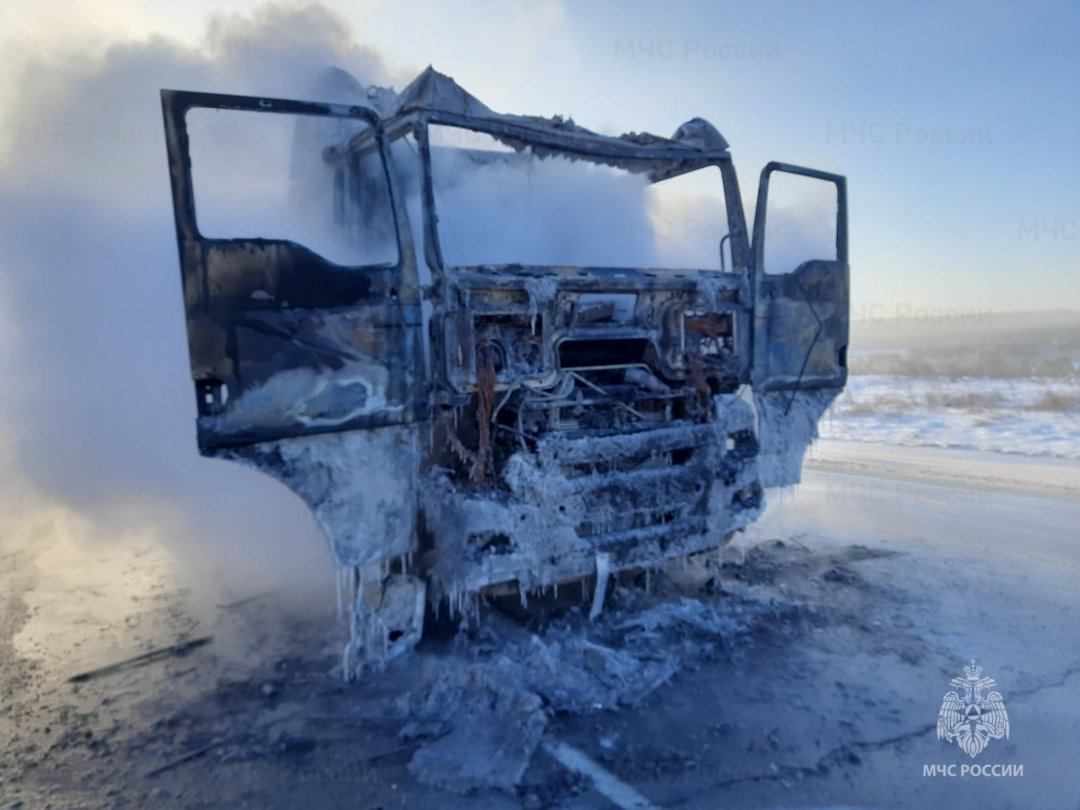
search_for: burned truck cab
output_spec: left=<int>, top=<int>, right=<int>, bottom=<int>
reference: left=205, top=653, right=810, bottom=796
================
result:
left=161, top=68, right=848, bottom=670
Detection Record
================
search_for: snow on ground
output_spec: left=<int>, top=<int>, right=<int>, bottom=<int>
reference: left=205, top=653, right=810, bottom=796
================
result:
left=820, top=374, right=1080, bottom=460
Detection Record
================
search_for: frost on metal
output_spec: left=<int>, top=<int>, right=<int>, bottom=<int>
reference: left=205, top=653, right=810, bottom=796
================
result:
left=160, top=68, right=849, bottom=666
left=754, top=389, right=836, bottom=489
left=222, top=426, right=419, bottom=567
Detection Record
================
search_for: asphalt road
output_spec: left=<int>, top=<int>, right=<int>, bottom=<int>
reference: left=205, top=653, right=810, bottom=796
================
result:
left=2, top=440, right=1078, bottom=809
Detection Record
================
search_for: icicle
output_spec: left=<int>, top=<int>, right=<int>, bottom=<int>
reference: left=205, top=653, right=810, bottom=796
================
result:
left=527, top=288, right=539, bottom=335
left=342, top=602, right=360, bottom=682
left=341, top=642, right=352, bottom=682
left=589, top=552, right=612, bottom=622
left=335, top=567, right=343, bottom=618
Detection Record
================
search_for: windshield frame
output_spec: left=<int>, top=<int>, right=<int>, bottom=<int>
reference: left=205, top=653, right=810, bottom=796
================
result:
left=383, top=115, right=751, bottom=281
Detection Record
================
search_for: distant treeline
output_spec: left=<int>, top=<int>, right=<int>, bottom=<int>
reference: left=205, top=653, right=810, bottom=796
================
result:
left=850, top=333, right=1080, bottom=379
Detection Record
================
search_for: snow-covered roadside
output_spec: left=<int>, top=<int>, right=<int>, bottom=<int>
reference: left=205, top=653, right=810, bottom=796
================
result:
left=805, top=438, right=1080, bottom=498
left=820, top=375, right=1080, bottom=460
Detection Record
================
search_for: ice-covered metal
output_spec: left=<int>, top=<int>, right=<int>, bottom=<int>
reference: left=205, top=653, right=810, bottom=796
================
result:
left=160, top=68, right=849, bottom=668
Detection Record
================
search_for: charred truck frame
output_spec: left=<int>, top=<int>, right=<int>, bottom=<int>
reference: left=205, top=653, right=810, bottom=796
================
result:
left=161, top=68, right=849, bottom=670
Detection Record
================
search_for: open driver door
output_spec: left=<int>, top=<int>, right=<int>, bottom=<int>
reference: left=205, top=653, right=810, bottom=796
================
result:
left=160, top=89, right=426, bottom=455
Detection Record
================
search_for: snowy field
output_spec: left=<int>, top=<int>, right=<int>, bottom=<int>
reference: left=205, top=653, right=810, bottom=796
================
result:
left=821, top=374, right=1080, bottom=460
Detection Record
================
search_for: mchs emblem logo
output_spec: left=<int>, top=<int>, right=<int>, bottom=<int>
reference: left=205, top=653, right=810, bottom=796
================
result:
left=937, top=660, right=1010, bottom=758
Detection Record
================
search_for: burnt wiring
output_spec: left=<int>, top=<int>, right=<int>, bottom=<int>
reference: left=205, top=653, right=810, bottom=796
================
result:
left=443, top=340, right=498, bottom=487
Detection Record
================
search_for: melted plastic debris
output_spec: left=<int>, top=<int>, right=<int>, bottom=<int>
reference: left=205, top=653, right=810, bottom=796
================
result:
left=395, top=591, right=751, bottom=793
left=486, top=634, right=677, bottom=714
left=402, top=668, right=547, bottom=794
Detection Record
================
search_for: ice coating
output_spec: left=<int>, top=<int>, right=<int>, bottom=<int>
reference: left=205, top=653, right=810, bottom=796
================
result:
left=223, top=425, right=419, bottom=567
left=160, top=67, right=848, bottom=666
left=754, top=388, right=837, bottom=488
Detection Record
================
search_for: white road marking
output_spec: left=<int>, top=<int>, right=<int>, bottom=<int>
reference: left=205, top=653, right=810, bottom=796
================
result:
left=542, top=739, right=658, bottom=810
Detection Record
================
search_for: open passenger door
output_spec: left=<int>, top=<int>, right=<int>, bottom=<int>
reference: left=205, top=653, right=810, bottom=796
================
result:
left=749, top=162, right=849, bottom=487
left=160, top=90, right=425, bottom=453
left=750, top=162, right=848, bottom=393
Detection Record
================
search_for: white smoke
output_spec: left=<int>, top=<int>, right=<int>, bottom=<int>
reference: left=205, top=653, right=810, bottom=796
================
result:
left=0, top=3, right=401, bottom=589
left=0, top=2, right=835, bottom=593
left=426, top=124, right=734, bottom=271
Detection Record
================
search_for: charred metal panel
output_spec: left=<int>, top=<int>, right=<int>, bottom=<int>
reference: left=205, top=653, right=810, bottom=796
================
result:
left=161, top=90, right=426, bottom=453
left=753, top=260, right=849, bottom=391
left=749, top=163, right=848, bottom=487
left=436, top=266, right=751, bottom=397
left=750, top=162, right=849, bottom=394
left=222, top=425, right=420, bottom=567
left=160, top=73, right=849, bottom=665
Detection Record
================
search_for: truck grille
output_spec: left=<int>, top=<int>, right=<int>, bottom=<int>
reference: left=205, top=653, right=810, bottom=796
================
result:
left=535, top=422, right=718, bottom=543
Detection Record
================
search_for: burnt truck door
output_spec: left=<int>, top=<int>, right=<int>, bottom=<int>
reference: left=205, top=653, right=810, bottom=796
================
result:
left=749, top=162, right=849, bottom=486
left=160, top=90, right=426, bottom=453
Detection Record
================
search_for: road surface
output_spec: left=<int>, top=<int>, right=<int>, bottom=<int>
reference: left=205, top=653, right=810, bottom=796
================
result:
left=2, top=439, right=1078, bottom=808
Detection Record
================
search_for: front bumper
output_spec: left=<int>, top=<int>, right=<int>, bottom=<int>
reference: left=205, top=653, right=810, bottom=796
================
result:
left=421, top=395, right=762, bottom=596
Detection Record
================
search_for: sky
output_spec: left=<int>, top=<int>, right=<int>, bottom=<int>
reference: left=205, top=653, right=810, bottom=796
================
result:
left=3, top=0, right=1076, bottom=317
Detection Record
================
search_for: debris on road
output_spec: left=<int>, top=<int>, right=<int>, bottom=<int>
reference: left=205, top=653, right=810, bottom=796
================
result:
left=67, top=636, right=213, bottom=684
